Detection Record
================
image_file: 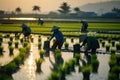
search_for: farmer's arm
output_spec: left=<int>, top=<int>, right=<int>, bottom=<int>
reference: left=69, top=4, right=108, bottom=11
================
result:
left=49, top=33, right=54, bottom=41
left=80, top=38, right=87, bottom=47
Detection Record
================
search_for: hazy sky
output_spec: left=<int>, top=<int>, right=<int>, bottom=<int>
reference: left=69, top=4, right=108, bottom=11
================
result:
left=0, top=0, right=112, bottom=13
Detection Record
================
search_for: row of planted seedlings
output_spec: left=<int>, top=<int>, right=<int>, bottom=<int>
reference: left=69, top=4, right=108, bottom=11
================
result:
left=98, top=37, right=120, bottom=54
left=0, top=34, right=18, bottom=56
left=108, top=52, right=120, bottom=80
left=0, top=33, right=26, bottom=56
left=0, top=41, right=30, bottom=80
left=46, top=45, right=100, bottom=80
left=0, top=33, right=36, bottom=79
left=36, top=35, right=48, bottom=73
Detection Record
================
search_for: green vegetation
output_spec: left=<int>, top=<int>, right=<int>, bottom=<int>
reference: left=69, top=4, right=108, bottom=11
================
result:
left=0, top=23, right=120, bottom=37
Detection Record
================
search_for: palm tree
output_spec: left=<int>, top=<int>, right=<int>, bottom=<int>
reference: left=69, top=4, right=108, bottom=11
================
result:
left=32, top=5, right=40, bottom=14
left=74, top=7, right=81, bottom=14
left=58, top=2, right=71, bottom=14
left=15, top=7, right=21, bottom=14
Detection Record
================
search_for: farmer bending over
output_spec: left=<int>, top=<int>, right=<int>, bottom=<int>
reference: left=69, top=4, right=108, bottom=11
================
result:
left=49, top=26, right=64, bottom=50
left=80, top=20, right=88, bottom=32
left=19, top=23, right=31, bottom=41
left=38, top=18, right=44, bottom=25
left=80, top=34, right=100, bottom=57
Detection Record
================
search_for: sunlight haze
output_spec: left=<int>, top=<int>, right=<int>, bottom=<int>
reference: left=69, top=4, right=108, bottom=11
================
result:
left=0, top=0, right=112, bottom=13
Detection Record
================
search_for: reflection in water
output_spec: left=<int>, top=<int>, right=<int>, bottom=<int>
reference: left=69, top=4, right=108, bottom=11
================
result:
left=27, top=45, right=36, bottom=80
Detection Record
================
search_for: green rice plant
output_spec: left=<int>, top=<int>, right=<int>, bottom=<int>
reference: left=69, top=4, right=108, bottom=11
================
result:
left=9, top=36, right=13, bottom=41
left=108, top=38, right=112, bottom=43
left=91, top=59, right=99, bottom=73
left=23, top=42, right=28, bottom=47
left=4, top=62, right=17, bottom=75
left=14, top=41, right=19, bottom=48
left=101, top=41, right=105, bottom=47
left=54, top=49, right=64, bottom=65
left=74, top=53, right=81, bottom=65
left=0, top=37, right=3, bottom=42
left=111, top=40, right=115, bottom=47
left=91, top=54, right=97, bottom=60
left=64, top=37, right=66, bottom=42
left=116, top=54, right=120, bottom=66
left=9, top=46, right=14, bottom=56
left=69, top=58, right=76, bottom=72
left=71, top=38, right=74, bottom=43
left=38, top=42, right=42, bottom=49
left=47, top=36, right=50, bottom=40
left=64, top=42, right=69, bottom=50
left=19, top=48, right=26, bottom=61
left=0, top=46, right=3, bottom=55
left=38, top=38, right=41, bottom=42
left=8, top=41, right=12, bottom=46
left=109, top=59, right=117, bottom=72
left=25, top=45, right=30, bottom=54
left=110, top=48, right=116, bottom=55
left=39, top=50, right=46, bottom=58
left=82, top=66, right=91, bottom=80
left=111, top=66, right=120, bottom=80
left=20, top=38, right=23, bottom=43
left=108, top=72, right=118, bottom=80
left=35, top=58, right=44, bottom=73
left=6, top=34, right=10, bottom=38
left=91, top=54, right=99, bottom=73
left=57, top=65, right=66, bottom=80
left=14, top=56, right=22, bottom=65
left=116, top=43, right=120, bottom=51
left=38, top=35, right=41, bottom=38
left=48, top=71, right=60, bottom=80
left=0, top=74, right=13, bottom=80
left=98, top=38, right=103, bottom=43
left=0, top=41, right=2, bottom=46
left=106, top=44, right=110, bottom=52
left=63, top=62, right=71, bottom=74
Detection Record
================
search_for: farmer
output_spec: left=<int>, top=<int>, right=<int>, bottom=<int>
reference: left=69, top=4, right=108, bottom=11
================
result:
left=80, top=20, right=88, bottom=32
left=19, top=23, right=31, bottom=41
left=38, top=18, right=44, bottom=25
left=80, top=34, right=100, bottom=57
left=49, top=26, right=64, bottom=50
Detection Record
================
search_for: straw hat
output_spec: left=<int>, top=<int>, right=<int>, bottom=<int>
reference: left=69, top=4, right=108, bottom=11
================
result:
left=51, top=26, right=59, bottom=32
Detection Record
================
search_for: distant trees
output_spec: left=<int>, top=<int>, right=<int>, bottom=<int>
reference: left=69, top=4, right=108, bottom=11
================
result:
left=112, top=7, right=120, bottom=13
left=74, top=7, right=81, bottom=14
left=32, top=5, right=40, bottom=14
left=15, top=7, right=22, bottom=14
left=58, top=2, right=71, bottom=14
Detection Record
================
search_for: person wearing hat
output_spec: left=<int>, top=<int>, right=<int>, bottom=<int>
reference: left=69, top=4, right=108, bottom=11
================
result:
left=80, top=20, right=88, bottom=32
left=80, top=34, right=100, bottom=57
left=38, top=18, right=44, bottom=25
left=19, top=23, right=31, bottom=41
left=49, top=26, right=64, bottom=50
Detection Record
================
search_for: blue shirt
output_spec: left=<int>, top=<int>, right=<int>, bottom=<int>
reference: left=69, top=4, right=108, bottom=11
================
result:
left=50, top=30, right=64, bottom=42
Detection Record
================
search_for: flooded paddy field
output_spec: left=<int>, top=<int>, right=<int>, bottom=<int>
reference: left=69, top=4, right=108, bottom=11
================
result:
left=0, top=33, right=119, bottom=80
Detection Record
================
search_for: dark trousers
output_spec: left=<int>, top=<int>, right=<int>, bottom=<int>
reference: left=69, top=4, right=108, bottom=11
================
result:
left=52, top=40, right=64, bottom=50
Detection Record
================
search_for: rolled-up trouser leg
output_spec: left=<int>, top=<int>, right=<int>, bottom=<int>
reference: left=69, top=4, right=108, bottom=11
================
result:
left=58, top=42, right=64, bottom=50
left=91, top=48, right=97, bottom=54
left=52, top=40, right=59, bottom=50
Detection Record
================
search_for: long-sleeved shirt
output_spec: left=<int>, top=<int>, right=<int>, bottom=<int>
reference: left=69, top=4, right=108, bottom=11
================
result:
left=82, top=36, right=100, bottom=49
left=50, top=30, right=64, bottom=42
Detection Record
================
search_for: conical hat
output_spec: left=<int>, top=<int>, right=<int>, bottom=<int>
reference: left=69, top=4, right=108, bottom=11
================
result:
left=51, top=26, right=59, bottom=32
